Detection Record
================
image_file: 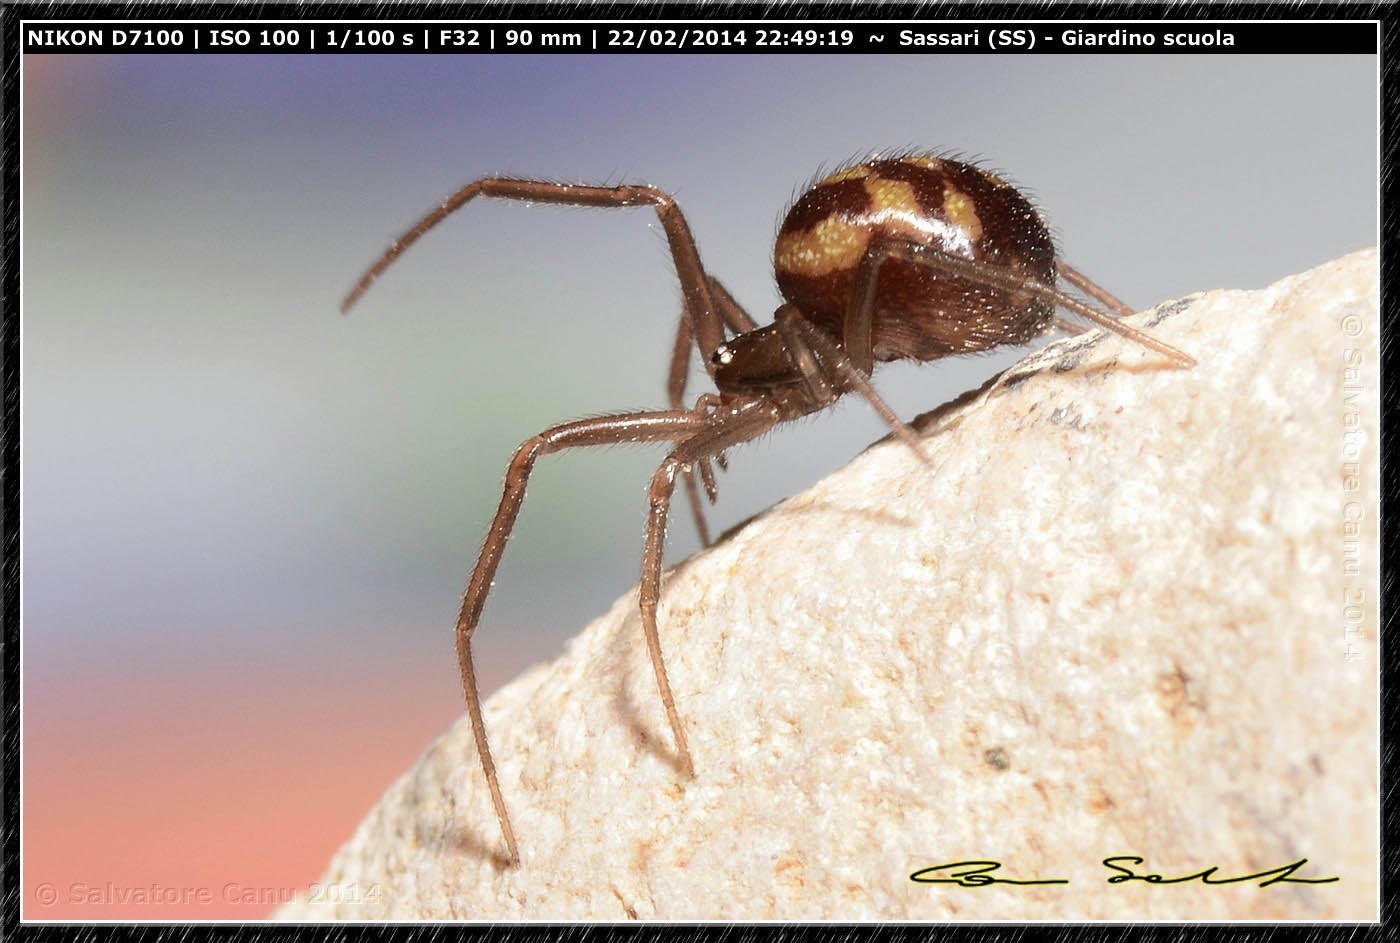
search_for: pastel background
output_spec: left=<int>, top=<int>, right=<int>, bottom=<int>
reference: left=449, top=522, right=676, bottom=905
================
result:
left=22, top=52, right=1376, bottom=918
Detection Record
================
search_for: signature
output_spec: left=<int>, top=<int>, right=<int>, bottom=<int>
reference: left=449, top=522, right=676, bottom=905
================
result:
left=910, top=857, right=1339, bottom=888
left=910, top=860, right=1068, bottom=886
left=1101, top=856, right=1339, bottom=887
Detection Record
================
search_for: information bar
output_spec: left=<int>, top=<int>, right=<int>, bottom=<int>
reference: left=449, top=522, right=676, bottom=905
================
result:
left=20, top=21, right=1378, bottom=56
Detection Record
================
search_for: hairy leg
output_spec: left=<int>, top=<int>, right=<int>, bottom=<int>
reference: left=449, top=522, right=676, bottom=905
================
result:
left=456, top=409, right=711, bottom=864
left=637, top=398, right=783, bottom=779
left=342, top=177, right=731, bottom=377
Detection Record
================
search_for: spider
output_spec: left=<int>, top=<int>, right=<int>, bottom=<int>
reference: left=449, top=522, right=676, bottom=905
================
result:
left=342, top=154, right=1195, bottom=865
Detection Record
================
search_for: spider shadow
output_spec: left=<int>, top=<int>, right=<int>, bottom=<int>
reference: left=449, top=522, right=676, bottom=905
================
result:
left=444, top=820, right=516, bottom=870
left=611, top=677, right=691, bottom=780
left=908, top=370, right=1003, bottom=436
left=602, top=569, right=703, bottom=780
left=424, top=749, right=517, bottom=869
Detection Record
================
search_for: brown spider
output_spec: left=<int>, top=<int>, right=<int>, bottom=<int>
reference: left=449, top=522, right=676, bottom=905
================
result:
left=342, top=154, right=1195, bottom=865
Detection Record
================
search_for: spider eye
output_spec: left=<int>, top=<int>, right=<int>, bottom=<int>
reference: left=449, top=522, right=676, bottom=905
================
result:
left=713, top=345, right=735, bottom=366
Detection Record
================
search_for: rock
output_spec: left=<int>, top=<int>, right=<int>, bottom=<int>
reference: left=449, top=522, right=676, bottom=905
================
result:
left=278, top=249, right=1378, bottom=920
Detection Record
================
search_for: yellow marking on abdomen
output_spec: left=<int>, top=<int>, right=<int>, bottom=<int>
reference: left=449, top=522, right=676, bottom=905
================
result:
left=775, top=215, right=871, bottom=277
left=941, top=185, right=983, bottom=243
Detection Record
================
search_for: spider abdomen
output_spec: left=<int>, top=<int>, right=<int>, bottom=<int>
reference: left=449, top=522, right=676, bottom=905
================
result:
left=774, top=156, right=1058, bottom=362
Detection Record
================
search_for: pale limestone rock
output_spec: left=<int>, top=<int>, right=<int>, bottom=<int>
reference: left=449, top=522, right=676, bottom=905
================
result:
left=280, top=250, right=1378, bottom=920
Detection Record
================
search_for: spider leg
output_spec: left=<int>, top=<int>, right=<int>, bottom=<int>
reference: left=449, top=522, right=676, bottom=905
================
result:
left=689, top=396, right=727, bottom=506
left=639, top=398, right=783, bottom=779
left=1049, top=260, right=1136, bottom=336
left=772, top=303, right=837, bottom=406
left=666, top=275, right=760, bottom=415
left=666, top=311, right=714, bottom=546
left=456, top=408, right=712, bottom=865
left=681, top=469, right=712, bottom=546
left=697, top=458, right=719, bottom=503
left=774, top=306, right=931, bottom=464
left=342, top=178, right=735, bottom=376
left=1058, top=260, right=1137, bottom=318
left=708, top=274, right=761, bottom=333
left=849, top=238, right=1195, bottom=368
left=668, top=277, right=759, bottom=546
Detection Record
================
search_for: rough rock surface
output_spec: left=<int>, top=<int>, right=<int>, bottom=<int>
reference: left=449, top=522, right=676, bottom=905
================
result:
left=279, top=250, right=1378, bottom=920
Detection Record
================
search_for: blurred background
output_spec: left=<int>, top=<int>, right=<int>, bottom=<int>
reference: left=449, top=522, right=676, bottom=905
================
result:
left=22, top=52, right=1376, bottom=917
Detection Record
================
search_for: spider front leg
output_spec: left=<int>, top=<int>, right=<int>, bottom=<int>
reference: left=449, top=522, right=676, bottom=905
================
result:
left=345, top=177, right=757, bottom=548
left=637, top=398, right=784, bottom=777
left=342, top=177, right=735, bottom=380
left=456, top=409, right=712, bottom=865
